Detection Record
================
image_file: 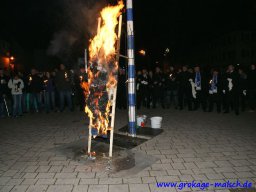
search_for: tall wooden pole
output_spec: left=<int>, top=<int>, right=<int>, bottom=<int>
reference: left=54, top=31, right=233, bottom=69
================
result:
left=109, top=14, right=122, bottom=157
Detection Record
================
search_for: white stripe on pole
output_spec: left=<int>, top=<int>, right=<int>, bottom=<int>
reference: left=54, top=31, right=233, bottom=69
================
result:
left=128, top=49, right=134, bottom=59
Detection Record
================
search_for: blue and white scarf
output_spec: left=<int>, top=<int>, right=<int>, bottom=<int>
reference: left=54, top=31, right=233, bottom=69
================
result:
left=210, top=75, right=218, bottom=93
left=195, top=72, right=201, bottom=90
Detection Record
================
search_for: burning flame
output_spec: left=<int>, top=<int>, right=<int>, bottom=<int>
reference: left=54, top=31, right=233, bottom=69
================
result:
left=83, top=1, right=123, bottom=137
left=89, top=1, right=124, bottom=61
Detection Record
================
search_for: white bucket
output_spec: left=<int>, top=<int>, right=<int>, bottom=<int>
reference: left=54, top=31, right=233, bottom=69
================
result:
left=137, top=115, right=147, bottom=127
left=150, top=116, right=163, bottom=129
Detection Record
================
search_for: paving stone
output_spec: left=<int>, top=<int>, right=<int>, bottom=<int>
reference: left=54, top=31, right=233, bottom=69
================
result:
left=55, top=178, right=79, bottom=185
left=37, top=173, right=55, bottom=179
left=88, top=185, right=108, bottom=192
left=26, top=185, right=48, bottom=192
left=123, top=177, right=142, bottom=184
left=36, top=166, right=51, bottom=173
left=6, top=179, right=23, bottom=186
left=21, top=179, right=38, bottom=185
left=24, top=166, right=38, bottom=173
left=2, top=170, right=18, bottom=177
left=149, top=171, right=168, bottom=177
left=0, top=177, right=11, bottom=185
left=109, top=184, right=129, bottom=192
left=192, top=168, right=216, bottom=174
left=22, top=173, right=38, bottom=179
left=95, top=172, right=109, bottom=178
left=12, top=172, right=25, bottom=179
left=167, top=170, right=181, bottom=176
left=49, top=161, right=69, bottom=166
left=129, top=184, right=150, bottom=192
left=171, top=163, right=186, bottom=170
left=54, top=173, right=77, bottom=179
left=183, top=162, right=198, bottom=169
left=195, top=162, right=217, bottom=169
left=205, top=173, right=225, bottom=180
left=141, top=176, right=156, bottom=184
left=235, top=171, right=256, bottom=178
left=156, top=176, right=180, bottom=182
left=178, top=175, right=193, bottom=182
left=99, top=178, right=122, bottom=184
left=46, top=185, right=73, bottom=192
left=0, top=185, right=14, bottom=192
left=214, top=160, right=233, bottom=167
left=214, top=167, right=235, bottom=173
left=80, top=179, right=98, bottom=185
left=77, top=172, right=95, bottom=179
left=10, top=185, right=28, bottom=192
left=179, top=170, right=194, bottom=175
left=151, top=164, right=173, bottom=171
left=48, top=166, right=63, bottom=173
left=222, top=172, right=239, bottom=179
left=192, top=174, right=207, bottom=181
left=233, top=166, right=252, bottom=172
left=72, top=185, right=88, bottom=192
left=36, top=179, right=56, bottom=185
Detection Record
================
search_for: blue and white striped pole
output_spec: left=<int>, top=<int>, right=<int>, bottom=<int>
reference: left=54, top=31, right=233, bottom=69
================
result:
left=127, top=0, right=136, bottom=136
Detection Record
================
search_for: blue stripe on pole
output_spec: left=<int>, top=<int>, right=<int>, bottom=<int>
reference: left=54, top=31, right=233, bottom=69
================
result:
left=128, top=65, right=135, bottom=78
left=127, top=0, right=136, bottom=136
left=127, top=35, right=134, bottom=49
left=129, top=122, right=136, bottom=134
left=128, top=94, right=136, bottom=106
left=127, top=9, right=133, bottom=21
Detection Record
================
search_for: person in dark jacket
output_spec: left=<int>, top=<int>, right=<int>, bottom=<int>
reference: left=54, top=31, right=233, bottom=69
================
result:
left=166, top=67, right=179, bottom=109
left=140, top=69, right=151, bottom=108
left=0, top=68, right=9, bottom=117
left=238, top=68, right=247, bottom=112
left=177, top=65, right=193, bottom=110
left=223, top=65, right=240, bottom=115
left=136, top=70, right=143, bottom=109
left=208, top=68, right=222, bottom=113
left=43, top=72, right=56, bottom=113
left=28, top=69, right=43, bottom=112
left=193, top=65, right=207, bottom=111
left=247, top=64, right=256, bottom=112
left=152, top=67, right=165, bottom=109
left=55, top=64, right=73, bottom=112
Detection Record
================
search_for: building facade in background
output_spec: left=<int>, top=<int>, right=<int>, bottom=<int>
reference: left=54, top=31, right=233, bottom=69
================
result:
left=190, top=30, right=256, bottom=68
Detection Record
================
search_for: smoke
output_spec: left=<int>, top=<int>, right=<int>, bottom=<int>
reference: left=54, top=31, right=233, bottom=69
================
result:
left=47, top=0, right=108, bottom=64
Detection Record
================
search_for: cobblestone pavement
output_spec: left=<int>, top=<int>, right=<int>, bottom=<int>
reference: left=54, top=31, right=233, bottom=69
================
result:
left=0, top=108, right=256, bottom=192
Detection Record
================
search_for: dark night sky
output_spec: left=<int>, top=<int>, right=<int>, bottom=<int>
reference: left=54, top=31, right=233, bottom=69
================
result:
left=0, top=0, right=255, bottom=66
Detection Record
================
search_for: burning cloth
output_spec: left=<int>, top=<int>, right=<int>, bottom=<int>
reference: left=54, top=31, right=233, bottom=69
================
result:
left=83, top=1, right=124, bottom=137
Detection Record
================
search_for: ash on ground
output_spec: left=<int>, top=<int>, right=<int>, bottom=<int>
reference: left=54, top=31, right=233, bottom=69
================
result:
left=51, top=139, right=158, bottom=177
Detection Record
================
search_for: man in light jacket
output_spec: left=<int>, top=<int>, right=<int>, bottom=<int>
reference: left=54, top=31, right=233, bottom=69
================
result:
left=8, top=73, right=24, bottom=117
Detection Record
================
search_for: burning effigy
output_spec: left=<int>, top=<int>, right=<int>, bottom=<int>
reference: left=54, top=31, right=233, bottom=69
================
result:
left=82, top=1, right=124, bottom=156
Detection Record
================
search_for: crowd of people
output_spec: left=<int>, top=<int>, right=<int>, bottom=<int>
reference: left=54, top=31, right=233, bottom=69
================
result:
left=0, top=63, right=256, bottom=118
left=0, top=64, right=87, bottom=118
left=135, top=64, right=256, bottom=115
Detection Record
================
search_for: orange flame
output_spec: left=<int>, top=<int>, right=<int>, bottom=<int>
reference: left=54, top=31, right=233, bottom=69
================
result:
left=85, top=1, right=123, bottom=136
left=89, top=1, right=124, bottom=61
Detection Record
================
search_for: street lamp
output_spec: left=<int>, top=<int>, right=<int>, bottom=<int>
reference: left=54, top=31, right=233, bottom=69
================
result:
left=9, top=56, right=15, bottom=70
left=139, top=49, right=146, bottom=56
